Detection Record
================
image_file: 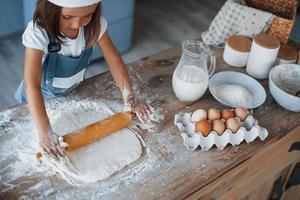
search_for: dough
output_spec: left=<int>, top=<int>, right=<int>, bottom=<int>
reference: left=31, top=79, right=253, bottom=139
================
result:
left=19, top=101, right=143, bottom=186
left=49, top=128, right=142, bottom=186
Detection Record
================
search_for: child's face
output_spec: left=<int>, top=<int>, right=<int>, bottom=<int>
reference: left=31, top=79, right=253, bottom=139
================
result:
left=60, top=4, right=98, bottom=39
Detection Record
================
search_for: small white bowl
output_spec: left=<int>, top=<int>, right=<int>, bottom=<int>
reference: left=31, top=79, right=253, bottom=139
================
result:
left=269, top=64, right=300, bottom=112
left=209, top=71, right=266, bottom=109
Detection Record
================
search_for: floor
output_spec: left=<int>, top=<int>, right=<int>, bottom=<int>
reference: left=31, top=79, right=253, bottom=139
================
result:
left=0, top=0, right=226, bottom=110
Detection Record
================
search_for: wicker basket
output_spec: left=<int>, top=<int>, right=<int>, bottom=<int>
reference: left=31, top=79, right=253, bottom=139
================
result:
left=246, top=0, right=297, bottom=44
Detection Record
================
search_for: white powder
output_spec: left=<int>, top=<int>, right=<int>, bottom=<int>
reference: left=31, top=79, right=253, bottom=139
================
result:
left=212, top=84, right=253, bottom=108
left=121, top=83, right=133, bottom=112
left=0, top=98, right=166, bottom=199
left=18, top=100, right=144, bottom=186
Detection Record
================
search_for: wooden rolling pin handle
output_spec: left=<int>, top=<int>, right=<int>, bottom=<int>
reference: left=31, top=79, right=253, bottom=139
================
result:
left=36, top=151, right=43, bottom=160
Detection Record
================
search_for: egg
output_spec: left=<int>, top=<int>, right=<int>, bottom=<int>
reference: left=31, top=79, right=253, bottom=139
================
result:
left=195, top=120, right=212, bottom=137
left=234, top=107, right=250, bottom=121
left=212, top=119, right=226, bottom=135
left=221, top=109, right=235, bottom=120
left=226, top=117, right=241, bottom=133
left=207, top=108, right=221, bottom=121
left=191, top=109, right=207, bottom=122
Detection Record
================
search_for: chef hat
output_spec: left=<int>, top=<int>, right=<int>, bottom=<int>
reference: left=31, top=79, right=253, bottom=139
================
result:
left=48, top=0, right=101, bottom=8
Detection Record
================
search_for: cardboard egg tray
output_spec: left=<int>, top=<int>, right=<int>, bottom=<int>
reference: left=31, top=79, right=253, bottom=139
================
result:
left=174, top=112, right=268, bottom=151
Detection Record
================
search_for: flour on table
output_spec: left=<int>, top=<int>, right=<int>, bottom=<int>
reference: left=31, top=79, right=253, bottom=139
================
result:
left=18, top=100, right=143, bottom=186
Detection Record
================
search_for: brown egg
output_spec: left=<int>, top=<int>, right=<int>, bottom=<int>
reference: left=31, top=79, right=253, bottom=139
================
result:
left=212, top=119, right=226, bottom=135
left=226, top=117, right=241, bottom=133
left=207, top=108, right=221, bottom=121
left=234, top=107, right=250, bottom=121
left=221, top=109, right=235, bottom=120
left=196, top=120, right=212, bottom=137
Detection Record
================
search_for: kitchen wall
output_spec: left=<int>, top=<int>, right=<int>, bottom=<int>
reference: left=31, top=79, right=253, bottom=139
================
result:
left=0, top=0, right=24, bottom=37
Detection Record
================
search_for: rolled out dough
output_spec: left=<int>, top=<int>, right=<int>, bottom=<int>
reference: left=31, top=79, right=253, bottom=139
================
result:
left=51, top=129, right=142, bottom=186
left=22, top=101, right=143, bottom=186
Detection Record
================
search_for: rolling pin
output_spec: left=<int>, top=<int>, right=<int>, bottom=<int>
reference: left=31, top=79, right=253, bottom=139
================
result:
left=36, top=111, right=135, bottom=159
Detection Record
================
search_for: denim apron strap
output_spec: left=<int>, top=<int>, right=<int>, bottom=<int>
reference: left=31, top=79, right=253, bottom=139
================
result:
left=41, top=31, right=93, bottom=96
left=15, top=31, right=93, bottom=103
left=43, top=32, right=59, bottom=88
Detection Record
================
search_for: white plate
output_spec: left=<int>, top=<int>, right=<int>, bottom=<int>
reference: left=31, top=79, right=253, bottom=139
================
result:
left=208, top=71, right=266, bottom=109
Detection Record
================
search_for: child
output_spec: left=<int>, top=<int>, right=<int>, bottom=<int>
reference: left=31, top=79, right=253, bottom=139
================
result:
left=15, top=0, right=152, bottom=160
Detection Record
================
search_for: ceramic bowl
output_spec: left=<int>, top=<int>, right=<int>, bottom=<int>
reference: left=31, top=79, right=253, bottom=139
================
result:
left=209, top=71, right=266, bottom=109
left=269, top=64, right=300, bottom=112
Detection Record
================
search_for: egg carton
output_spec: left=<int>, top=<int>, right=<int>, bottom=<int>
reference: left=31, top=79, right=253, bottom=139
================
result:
left=174, top=112, right=268, bottom=151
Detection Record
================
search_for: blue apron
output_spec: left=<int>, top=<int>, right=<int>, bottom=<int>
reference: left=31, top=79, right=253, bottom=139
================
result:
left=15, top=32, right=93, bottom=103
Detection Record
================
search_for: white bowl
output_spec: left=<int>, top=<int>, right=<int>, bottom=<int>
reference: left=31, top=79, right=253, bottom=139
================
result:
left=269, top=64, right=300, bottom=112
left=209, top=71, right=266, bottom=109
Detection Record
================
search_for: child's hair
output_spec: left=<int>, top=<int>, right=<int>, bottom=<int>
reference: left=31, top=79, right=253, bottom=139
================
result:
left=33, top=0, right=101, bottom=48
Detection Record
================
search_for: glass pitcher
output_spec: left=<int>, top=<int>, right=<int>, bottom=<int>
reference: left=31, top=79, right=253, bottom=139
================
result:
left=172, top=40, right=216, bottom=102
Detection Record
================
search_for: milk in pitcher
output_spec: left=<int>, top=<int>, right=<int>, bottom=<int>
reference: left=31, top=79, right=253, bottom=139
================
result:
left=172, top=64, right=209, bottom=102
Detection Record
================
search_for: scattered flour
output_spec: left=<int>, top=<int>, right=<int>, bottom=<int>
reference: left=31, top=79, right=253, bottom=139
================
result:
left=0, top=98, right=166, bottom=199
left=18, top=100, right=143, bottom=186
left=212, top=84, right=253, bottom=108
left=121, top=83, right=133, bottom=112
left=121, top=84, right=161, bottom=126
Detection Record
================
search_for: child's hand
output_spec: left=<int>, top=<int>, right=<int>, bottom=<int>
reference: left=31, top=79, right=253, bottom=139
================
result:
left=125, top=96, right=153, bottom=124
left=38, top=130, right=65, bottom=161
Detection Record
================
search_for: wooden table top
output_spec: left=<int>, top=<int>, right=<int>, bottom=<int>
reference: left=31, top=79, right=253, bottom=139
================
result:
left=1, top=45, right=299, bottom=200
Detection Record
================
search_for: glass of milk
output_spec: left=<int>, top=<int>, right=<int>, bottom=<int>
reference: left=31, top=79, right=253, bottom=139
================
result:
left=172, top=40, right=216, bottom=102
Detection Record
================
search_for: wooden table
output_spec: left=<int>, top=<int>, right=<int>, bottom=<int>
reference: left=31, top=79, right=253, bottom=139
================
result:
left=1, top=45, right=300, bottom=200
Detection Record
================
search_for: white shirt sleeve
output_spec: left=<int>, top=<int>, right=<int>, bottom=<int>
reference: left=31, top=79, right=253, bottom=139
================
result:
left=98, top=16, right=108, bottom=40
left=22, top=20, right=49, bottom=53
